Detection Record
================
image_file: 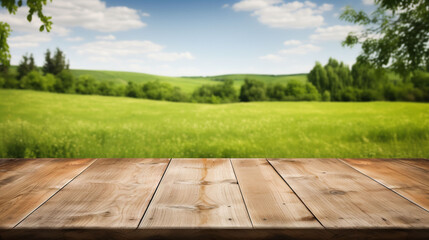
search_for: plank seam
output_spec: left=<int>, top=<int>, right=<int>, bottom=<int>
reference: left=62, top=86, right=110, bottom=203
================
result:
left=136, top=158, right=172, bottom=229
left=12, top=158, right=100, bottom=228
left=337, top=158, right=428, bottom=213
left=229, top=158, right=254, bottom=228
left=266, top=159, right=326, bottom=229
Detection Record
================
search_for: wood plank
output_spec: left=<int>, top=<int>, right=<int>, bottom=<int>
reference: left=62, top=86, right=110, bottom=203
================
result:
left=140, top=158, right=252, bottom=228
left=269, top=158, right=429, bottom=228
left=17, top=158, right=169, bottom=228
left=231, top=158, right=322, bottom=228
left=341, top=158, right=429, bottom=211
left=0, top=158, right=96, bottom=228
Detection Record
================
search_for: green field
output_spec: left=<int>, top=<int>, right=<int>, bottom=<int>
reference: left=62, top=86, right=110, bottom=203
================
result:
left=71, top=69, right=307, bottom=93
left=1, top=89, right=428, bottom=158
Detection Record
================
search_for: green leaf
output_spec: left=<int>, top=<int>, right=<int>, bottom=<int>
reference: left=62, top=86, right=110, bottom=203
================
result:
left=27, top=14, right=32, bottom=22
left=39, top=25, right=45, bottom=32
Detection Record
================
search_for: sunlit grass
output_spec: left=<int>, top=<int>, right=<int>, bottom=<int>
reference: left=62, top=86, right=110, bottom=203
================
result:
left=1, top=89, right=428, bottom=158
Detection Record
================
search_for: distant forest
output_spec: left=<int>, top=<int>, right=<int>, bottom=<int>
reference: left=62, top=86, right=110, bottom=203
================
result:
left=1, top=48, right=428, bottom=103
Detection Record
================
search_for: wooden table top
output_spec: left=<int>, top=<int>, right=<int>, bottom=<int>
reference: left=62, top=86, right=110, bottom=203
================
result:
left=0, top=158, right=428, bottom=239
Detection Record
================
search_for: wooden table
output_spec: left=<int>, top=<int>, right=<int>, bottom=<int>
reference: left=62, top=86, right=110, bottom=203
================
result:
left=0, top=158, right=428, bottom=239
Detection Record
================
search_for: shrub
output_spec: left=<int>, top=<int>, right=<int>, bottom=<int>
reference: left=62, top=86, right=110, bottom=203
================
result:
left=192, top=80, right=237, bottom=103
left=360, top=89, right=383, bottom=101
left=411, top=71, right=429, bottom=88
left=97, top=82, right=117, bottom=96
left=75, top=75, right=99, bottom=95
left=125, top=81, right=141, bottom=98
left=339, top=87, right=360, bottom=101
left=239, top=79, right=266, bottom=102
left=384, top=83, right=424, bottom=101
left=20, top=70, right=47, bottom=91
left=55, top=70, right=75, bottom=93
left=267, top=81, right=320, bottom=101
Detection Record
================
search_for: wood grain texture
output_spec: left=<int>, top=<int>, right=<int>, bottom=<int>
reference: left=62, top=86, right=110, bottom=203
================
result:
left=341, top=158, right=429, bottom=211
left=17, top=158, right=169, bottom=228
left=231, top=158, right=322, bottom=228
left=399, top=159, right=429, bottom=171
left=140, top=158, right=252, bottom=228
left=0, top=158, right=96, bottom=228
left=269, top=158, right=429, bottom=228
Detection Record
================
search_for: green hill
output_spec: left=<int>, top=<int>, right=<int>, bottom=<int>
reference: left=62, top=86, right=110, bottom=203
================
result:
left=70, top=69, right=308, bottom=93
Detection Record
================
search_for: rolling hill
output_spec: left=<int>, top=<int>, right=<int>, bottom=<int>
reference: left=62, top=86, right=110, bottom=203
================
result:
left=70, top=69, right=308, bottom=93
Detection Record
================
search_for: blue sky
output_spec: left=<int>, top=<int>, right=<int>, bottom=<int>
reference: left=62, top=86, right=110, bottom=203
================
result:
left=2, top=0, right=376, bottom=76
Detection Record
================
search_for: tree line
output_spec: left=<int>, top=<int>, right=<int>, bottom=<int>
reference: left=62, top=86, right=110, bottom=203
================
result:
left=1, top=50, right=428, bottom=103
left=308, top=58, right=429, bottom=102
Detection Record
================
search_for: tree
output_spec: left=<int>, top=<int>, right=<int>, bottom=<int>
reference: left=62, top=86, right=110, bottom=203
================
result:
left=0, top=59, right=10, bottom=76
left=0, top=0, right=53, bottom=65
left=17, top=53, right=37, bottom=79
left=43, top=48, right=69, bottom=75
left=308, top=62, right=329, bottom=92
left=340, top=0, right=429, bottom=78
left=351, top=60, right=388, bottom=89
left=0, top=22, right=11, bottom=66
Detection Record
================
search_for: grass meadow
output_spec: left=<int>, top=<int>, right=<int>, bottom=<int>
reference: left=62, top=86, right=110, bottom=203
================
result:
left=1, top=89, right=428, bottom=158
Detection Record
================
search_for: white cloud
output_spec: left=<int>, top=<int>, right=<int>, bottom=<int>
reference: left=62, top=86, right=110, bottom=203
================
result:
left=233, top=0, right=282, bottom=11
left=259, top=54, right=283, bottom=62
left=284, top=40, right=301, bottom=46
left=96, top=34, right=116, bottom=40
left=9, top=34, right=52, bottom=48
left=66, top=37, right=84, bottom=42
left=310, top=25, right=363, bottom=41
left=141, top=12, right=150, bottom=17
left=76, top=40, right=164, bottom=61
left=147, top=52, right=195, bottom=62
left=1, top=0, right=146, bottom=35
left=232, top=0, right=333, bottom=29
left=317, top=3, right=333, bottom=12
left=222, top=4, right=230, bottom=8
left=362, top=0, right=374, bottom=5
left=75, top=40, right=194, bottom=63
left=304, top=1, right=316, bottom=8
left=280, top=44, right=320, bottom=55
left=261, top=40, right=321, bottom=60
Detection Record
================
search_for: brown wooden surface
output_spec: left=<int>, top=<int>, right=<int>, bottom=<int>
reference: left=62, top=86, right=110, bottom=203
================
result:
left=0, top=158, right=96, bottom=228
left=139, top=158, right=252, bottom=228
left=231, top=158, right=322, bottom=228
left=269, top=158, right=429, bottom=228
left=341, top=158, right=429, bottom=211
left=398, top=158, right=429, bottom=171
left=17, top=158, right=169, bottom=228
left=0, top=158, right=428, bottom=239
